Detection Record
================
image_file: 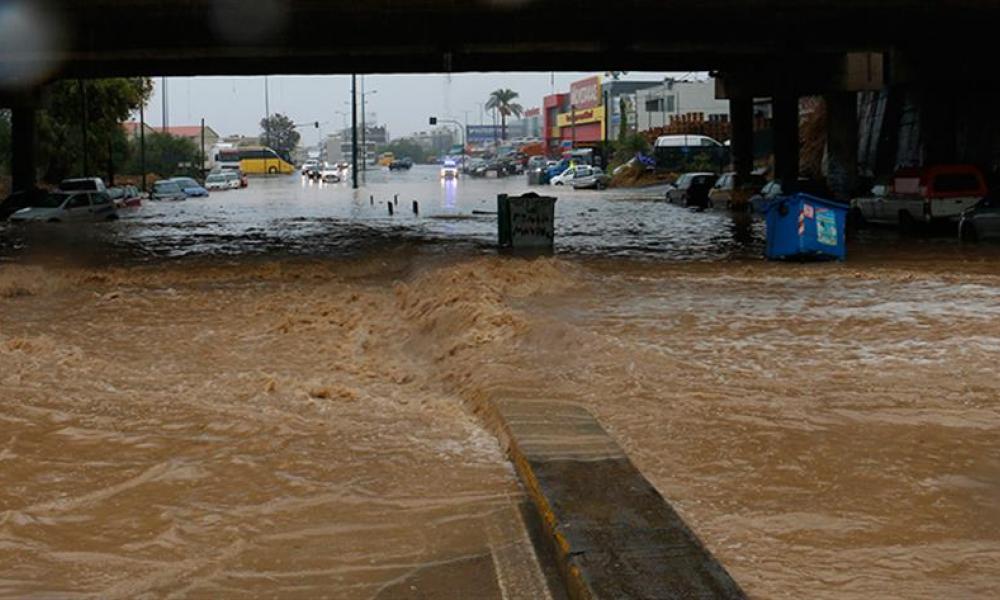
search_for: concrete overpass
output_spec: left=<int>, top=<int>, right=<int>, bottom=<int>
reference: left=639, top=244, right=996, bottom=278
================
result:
left=4, top=0, right=1000, bottom=196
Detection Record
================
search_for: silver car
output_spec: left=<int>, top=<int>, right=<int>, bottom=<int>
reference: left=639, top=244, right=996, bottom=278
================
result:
left=150, top=180, right=187, bottom=201
left=9, top=191, right=118, bottom=223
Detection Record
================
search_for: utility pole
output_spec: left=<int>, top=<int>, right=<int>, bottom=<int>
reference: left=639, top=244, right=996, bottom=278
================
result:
left=139, top=101, right=147, bottom=192
left=264, top=76, right=271, bottom=174
left=351, top=74, right=358, bottom=189
left=360, top=75, right=366, bottom=175
left=200, top=118, right=206, bottom=176
left=571, top=101, right=577, bottom=151
left=161, top=76, right=168, bottom=132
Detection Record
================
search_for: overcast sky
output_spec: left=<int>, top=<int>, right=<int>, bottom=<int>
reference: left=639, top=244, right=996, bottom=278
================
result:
left=139, top=72, right=701, bottom=147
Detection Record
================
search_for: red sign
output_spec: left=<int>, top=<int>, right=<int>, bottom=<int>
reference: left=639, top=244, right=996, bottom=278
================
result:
left=523, top=107, right=541, bottom=118
left=570, top=76, right=602, bottom=109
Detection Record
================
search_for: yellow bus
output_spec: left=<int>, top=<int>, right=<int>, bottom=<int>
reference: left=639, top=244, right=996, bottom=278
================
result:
left=377, top=152, right=395, bottom=167
left=216, top=146, right=295, bottom=175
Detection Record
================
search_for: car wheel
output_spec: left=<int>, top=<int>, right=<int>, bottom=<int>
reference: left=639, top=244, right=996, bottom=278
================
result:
left=268, top=166, right=278, bottom=175
left=555, top=182, right=563, bottom=186
left=960, top=221, right=978, bottom=243
left=596, top=181, right=607, bottom=190
left=47, top=218, right=60, bottom=223
left=106, top=214, right=119, bottom=221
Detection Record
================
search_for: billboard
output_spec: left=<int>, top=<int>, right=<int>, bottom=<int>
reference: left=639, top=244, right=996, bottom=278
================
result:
left=556, top=106, right=605, bottom=128
left=466, top=125, right=502, bottom=143
left=570, top=76, right=603, bottom=109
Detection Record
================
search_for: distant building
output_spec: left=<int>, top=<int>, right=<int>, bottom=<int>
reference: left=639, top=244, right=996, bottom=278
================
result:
left=122, top=121, right=157, bottom=140
left=635, top=78, right=730, bottom=133
left=506, top=107, right=542, bottom=140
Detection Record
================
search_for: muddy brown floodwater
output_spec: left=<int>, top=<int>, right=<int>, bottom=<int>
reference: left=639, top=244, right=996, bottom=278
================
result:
left=2, top=174, right=999, bottom=598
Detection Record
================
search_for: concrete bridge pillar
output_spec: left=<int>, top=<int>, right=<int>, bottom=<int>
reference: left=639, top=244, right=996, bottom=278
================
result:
left=11, top=105, right=38, bottom=193
left=826, top=92, right=858, bottom=200
left=729, top=96, right=754, bottom=183
left=773, top=94, right=800, bottom=185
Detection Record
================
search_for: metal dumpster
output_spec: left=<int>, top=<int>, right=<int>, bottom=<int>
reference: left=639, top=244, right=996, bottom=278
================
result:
left=764, top=193, right=848, bottom=261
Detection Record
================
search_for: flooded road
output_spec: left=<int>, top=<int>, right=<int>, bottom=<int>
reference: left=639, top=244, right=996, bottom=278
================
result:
left=2, top=168, right=999, bottom=598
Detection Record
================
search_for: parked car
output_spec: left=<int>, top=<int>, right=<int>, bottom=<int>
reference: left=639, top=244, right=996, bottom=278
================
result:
left=8, top=190, right=117, bottom=223
left=388, top=157, right=413, bottom=170
left=205, top=172, right=230, bottom=191
left=170, top=177, right=209, bottom=198
left=708, top=172, right=767, bottom=210
left=666, top=172, right=717, bottom=207
left=570, top=166, right=611, bottom=190
left=220, top=165, right=249, bottom=187
left=751, top=178, right=833, bottom=214
left=959, top=195, right=1000, bottom=242
left=551, top=165, right=592, bottom=186
left=121, top=185, right=142, bottom=208
left=58, top=177, right=107, bottom=193
left=150, top=180, right=187, bottom=201
left=1, top=188, right=49, bottom=221
left=851, top=164, right=987, bottom=229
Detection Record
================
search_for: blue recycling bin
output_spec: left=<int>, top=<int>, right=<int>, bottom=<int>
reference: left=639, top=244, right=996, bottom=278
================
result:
left=764, top=193, right=848, bottom=261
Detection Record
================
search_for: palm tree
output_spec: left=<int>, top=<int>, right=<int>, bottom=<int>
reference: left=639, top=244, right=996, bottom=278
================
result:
left=485, top=89, right=523, bottom=141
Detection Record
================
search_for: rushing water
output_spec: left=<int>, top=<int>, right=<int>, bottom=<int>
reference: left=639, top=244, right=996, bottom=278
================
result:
left=1, top=168, right=998, bottom=598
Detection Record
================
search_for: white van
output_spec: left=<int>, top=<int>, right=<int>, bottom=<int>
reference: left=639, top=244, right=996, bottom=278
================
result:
left=653, top=135, right=723, bottom=148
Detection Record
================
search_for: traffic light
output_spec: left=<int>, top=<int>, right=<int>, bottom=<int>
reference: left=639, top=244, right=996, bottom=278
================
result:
left=429, top=117, right=437, bottom=125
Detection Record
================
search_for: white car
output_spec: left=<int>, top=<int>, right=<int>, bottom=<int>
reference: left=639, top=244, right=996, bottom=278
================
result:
left=550, top=166, right=581, bottom=186
left=150, top=180, right=187, bottom=201
left=301, top=159, right=320, bottom=173
left=320, top=167, right=341, bottom=183
left=440, top=160, right=459, bottom=179
left=205, top=172, right=229, bottom=191
left=223, top=172, right=241, bottom=189
left=58, top=177, right=107, bottom=193
left=9, top=190, right=118, bottom=223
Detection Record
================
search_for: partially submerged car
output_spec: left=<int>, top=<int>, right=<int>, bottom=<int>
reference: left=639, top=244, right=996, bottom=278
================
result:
left=205, top=172, right=230, bottom=191
left=959, top=195, right=1000, bottom=242
left=666, top=172, right=717, bottom=207
left=8, top=190, right=118, bottom=223
left=708, top=172, right=767, bottom=210
left=851, top=164, right=987, bottom=229
left=150, top=180, right=187, bottom=201
left=170, top=177, right=210, bottom=198
left=1, top=188, right=49, bottom=220
left=570, top=166, right=611, bottom=190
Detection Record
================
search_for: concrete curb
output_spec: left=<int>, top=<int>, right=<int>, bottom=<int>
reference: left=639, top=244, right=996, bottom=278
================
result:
left=482, top=398, right=746, bottom=600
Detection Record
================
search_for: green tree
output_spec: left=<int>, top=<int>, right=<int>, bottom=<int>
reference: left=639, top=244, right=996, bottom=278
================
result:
left=618, top=96, right=630, bottom=142
left=612, top=132, right=650, bottom=166
left=379, top=138, right=429, bottom=163
left=485, top=89, right=523, bottom=141
left=36, top=78, right=152, bottom=182
left=259, top=113, right=300, bottom=160
left=124, top=131, right=199, bottom=179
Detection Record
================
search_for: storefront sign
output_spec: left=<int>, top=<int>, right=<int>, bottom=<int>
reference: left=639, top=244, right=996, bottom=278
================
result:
left=557, top=106, right=605, bottom=128
left=570, top=76, right=602, bottom=110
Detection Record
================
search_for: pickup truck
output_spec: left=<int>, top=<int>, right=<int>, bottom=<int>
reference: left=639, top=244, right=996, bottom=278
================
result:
left=851, top=164, right=987, bottom=228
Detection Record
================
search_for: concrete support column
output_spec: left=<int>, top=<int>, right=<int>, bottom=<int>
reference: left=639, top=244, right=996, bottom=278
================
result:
left=729, top=96, right=754, bottom=182
left=773, top=95, right=799, bottom=185
left=11, top=106, right=38, bottom=193
left=921, top=92, right=956, bottom=165
left=826, top=92, right=858, bottom=200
